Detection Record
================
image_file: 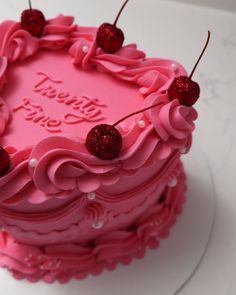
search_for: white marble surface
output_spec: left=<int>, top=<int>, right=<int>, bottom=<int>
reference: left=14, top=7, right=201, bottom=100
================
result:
left=0, top=0, right=236, bottom=294
left=171, top=0, right=236, bottom=11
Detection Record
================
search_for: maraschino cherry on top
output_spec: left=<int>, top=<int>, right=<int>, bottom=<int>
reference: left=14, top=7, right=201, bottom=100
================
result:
left=96, top=0, right=129, bottom=53
left=21, top=0, right=46, bottom=37
left=87, top=32, right=211, bottom=161
left=168, top=31, right=211, bottom=107
left=86, top=102, right=163, bottom=161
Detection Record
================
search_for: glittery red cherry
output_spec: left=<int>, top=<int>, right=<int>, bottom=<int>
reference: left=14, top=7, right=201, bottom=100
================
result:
left=0, top=147, right=10, bottom=177
left=168, top=31, right=211, bottom=107
left=86, top=124, right=122, bottom=160
left=21, top=0, right=46, bottom=37
left=168, top=76, right=200, bottom=107
left=96, top=0, right=129, bottom=53
left=86, top=102, right=164, bottom=160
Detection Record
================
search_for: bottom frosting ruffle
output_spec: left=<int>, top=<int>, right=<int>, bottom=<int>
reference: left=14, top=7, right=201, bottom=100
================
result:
left=0, top=171, right=186, bottom=283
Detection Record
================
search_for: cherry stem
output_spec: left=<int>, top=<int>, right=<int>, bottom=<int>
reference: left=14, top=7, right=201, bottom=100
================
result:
left=113, top=101, right=163, bottom=127
left=114, top=0, right=129, bottom=27
left=28, top=0, right=32, bottom=10
left=189, top=31, right=211, bottom=79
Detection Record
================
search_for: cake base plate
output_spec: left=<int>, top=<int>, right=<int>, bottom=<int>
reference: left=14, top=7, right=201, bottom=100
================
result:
left=0, top=141, right=216, bottom=295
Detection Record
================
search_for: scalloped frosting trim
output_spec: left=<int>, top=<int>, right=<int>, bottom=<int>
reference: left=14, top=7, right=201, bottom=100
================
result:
left=0, top=170, right=186, bottom=283
left=0, top=157, right=182, bottom=242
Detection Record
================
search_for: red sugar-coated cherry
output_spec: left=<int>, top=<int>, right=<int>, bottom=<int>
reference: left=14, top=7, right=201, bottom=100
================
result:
left=0, top=147, right=10, bottom=177
left=97, top=23, right=124, bottom=54
left=96, top=0, right=129, bottom=53
left=168, top=76, right=200, bottom=107
left=86, top=124, right=122, bottom=160
left=21, top=0, right=46, bottom=37
left=168, top=31, right=211, bottom=107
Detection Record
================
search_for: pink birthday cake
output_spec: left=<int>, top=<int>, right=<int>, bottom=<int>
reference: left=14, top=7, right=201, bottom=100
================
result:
left=0, top=7, right=207, bottom=283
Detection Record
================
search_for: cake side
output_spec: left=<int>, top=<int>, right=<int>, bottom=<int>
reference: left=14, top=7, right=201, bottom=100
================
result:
left=0, top=164, right=186, bottom=283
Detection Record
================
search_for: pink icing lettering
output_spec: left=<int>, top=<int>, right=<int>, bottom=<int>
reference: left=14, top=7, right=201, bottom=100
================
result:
left=45, top=119, right=62, bottom=133
left=33, top=73, right=107, bottom=122
left=63, top=112, right=104, bottom=124
left=34, top=72, right=62, bottom=91
left=57, top=92, right=70, bottom=103
left=40, top=86, right=57, bottom=98
left=64, top=97, right=80, bottom=106
left=13, top=98, right=62, bottom=133
left=13, top=98, right=43, bottom=112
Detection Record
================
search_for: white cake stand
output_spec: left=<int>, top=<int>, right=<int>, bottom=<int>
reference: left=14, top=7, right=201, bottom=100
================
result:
left=0, top=140, right=216, bottom=295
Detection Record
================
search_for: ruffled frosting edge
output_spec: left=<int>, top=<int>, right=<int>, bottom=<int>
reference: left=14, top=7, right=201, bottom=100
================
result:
left=0, top=170, right=186, bottom=283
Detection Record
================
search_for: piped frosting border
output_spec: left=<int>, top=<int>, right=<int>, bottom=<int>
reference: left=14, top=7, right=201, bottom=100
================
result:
left=0, top=15, right=197, bottom=204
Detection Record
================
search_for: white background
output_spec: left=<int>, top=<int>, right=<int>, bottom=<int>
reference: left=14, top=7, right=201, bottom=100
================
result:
left=172, top=0, right=236, bottom=10
left=0, top=0, right=236, bottom=294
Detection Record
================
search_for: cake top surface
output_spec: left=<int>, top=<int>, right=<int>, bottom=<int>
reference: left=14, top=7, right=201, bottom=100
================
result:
left=0, top=15, right=197, bottom=204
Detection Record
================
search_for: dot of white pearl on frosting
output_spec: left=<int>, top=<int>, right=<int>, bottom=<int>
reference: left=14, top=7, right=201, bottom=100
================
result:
left=29, top=158, right=38, bottom=168
left=171, top=63, right=178, bottom=73
left=92, top=221, right=104, bottom=230
left=87, top=192, right=96, bottom=201
left=82, top=46, right=89, bottom=53
left=168, top=178, right=178, bottom=188
left=138, top=120, right=146, bottom=129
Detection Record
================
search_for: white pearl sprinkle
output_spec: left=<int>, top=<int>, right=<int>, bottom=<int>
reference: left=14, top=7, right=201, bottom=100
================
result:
left=138, top=120, right=146, bottom=129
left=87, top=192, right=96, bottom=201
left=92, top=221, right=104, bottom=230
left=171, top=63, right=178, bottom=73
left=29, top=158, right=38, bottom=168
left=168, top=178, right=178, bottom=187
left=82, top=46, right=89, bottom=53
left=180, top=146, right=187, bottom=154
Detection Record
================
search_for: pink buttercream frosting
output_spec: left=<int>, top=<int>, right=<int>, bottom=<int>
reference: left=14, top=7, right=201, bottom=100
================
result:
left=0, top=171, right=186, bottom=283
left=0, top=15, right=198, bottom=282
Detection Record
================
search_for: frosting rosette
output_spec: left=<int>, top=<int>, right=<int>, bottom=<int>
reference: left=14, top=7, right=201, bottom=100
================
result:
left=144, top=94, right=198, bottom=148
left=69, top=26, right=98, bottom=69
left=91, top=44, right=145, bottom=73
left=0, top=147, right=32, bottom=203
left=116, top=59, right=187, bottom=95
left=0, top=57, right=9, bottom=134
left=0, top=57, right=7, bottom=91
left=29, top=137, right=121, bottom=194
left=40, top=15, right=76, bottom=50
left=0, top=97, right=10, bottom=136
left=69, top=25, right=145, bottom=71
left=0, top=21, right=39, bottom=63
